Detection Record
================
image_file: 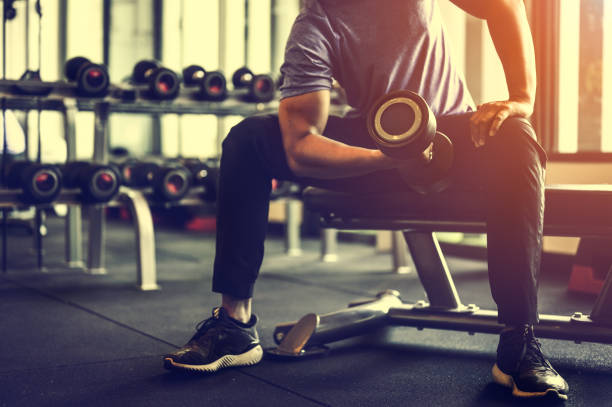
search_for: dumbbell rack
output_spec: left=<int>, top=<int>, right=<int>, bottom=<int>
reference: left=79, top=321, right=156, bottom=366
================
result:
left=0, top=80, right=281, bottom=290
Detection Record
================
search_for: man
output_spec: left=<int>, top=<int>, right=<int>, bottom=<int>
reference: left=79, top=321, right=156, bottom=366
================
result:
left=165, top=0, right=569, bottom=400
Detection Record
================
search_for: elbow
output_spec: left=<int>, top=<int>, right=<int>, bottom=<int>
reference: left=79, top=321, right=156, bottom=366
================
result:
left=285, top=145, right=308, bottom=178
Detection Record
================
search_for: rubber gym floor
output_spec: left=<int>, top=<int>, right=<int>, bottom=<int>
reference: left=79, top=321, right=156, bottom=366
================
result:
left=0, top=215, right=610, bottom=407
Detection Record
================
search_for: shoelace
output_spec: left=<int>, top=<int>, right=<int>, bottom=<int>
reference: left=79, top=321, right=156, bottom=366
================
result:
left=191, top=309, right=222, bottom=341
left=522, top=332, right=551, bottom=371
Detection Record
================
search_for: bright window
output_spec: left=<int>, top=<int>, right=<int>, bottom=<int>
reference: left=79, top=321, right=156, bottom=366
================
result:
left=557, top=0, right=612, bottom=154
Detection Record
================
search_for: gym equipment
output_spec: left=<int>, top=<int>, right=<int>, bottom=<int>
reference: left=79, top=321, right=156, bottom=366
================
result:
left=267, top=185, right=612, bottom=358
left=270, top=180, right=302, bottom=200
left=367, top=90, right=453, bottom=193
left=60, top=161, right=120, bottom=203
left=121, top=161, right=191, bottom=202
left=132, top=60, right=180, bottom=100
left=232, top=67, right=275, bottom=103
left=569, top=238, right=612, bottom=294
left=4, top=161, right=62, bottom=204
left=179, top=158, right=219, bottom=203
left=268, top=290, right=402, bottom=358
left=13, top=69, right=53, bottom=96
left=64, top=57, right=110, bottom=97
left=182, top=65, right=227, bottom=101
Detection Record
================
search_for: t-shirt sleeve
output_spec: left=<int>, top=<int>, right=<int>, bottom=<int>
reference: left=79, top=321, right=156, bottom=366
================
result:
left=279, top=14, right=334, bottom=100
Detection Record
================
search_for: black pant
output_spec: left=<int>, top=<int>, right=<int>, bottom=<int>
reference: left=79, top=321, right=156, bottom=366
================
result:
left=212, top=112, right=547, bottom=325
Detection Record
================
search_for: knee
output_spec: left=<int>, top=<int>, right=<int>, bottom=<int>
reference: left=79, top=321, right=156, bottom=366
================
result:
left=222, top=117, right=259, bottom=157
left=488, top=117, right=546, bottom=168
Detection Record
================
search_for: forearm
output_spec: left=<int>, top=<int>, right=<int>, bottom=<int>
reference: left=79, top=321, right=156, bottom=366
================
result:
left=287, top=131, right=393, bottom=179
left=486, top=1, right=536, bottom=107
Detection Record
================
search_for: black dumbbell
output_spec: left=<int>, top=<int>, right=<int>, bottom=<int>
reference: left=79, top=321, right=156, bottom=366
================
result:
left=232, top=67, right=275, bottom=103
left=182, top=65, right=227, bottom=101
left=121, top=161, right=191, bottom=202
left=367, top=90, right=454, bottom=193
left=60, top=161, right=120, bottom=203
left=132, top=60, right=180, bottom=100
left=5, top=161, right=62, bottom=204
left=180, top=158, right=219, bottom=203
left=64, top=57, right=110, bottom=97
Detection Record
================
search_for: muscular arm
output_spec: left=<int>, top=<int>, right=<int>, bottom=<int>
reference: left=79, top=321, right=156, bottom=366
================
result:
left=450, top=0, right=536, bottom=144
left=279, top=90, right=394, bottom=179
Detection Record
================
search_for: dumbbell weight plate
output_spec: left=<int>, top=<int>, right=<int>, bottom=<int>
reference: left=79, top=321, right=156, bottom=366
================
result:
left=396, top=131, right=454, bottom=194
left=249, top=75, right=275, bottom=103
left=23, top=165, right=62, bottom=204
left=123, top=162, right=159, bottom=187
left=183, top=65, right=206, bottom=86
left=153, top=166, right=191, bottom=202
left=232, top=67, right=254, bottom=89
left=133, top=60, right=159, bottom=84
left=64, top=57, right=91, bottom=81
left=83, top=166, right=120, bottom=203
left=200, top=71, right=227, bottom=101
left=367, top=90, right=437, bottom=159
left=77, top=63, right=109, bottom=96
left=149, top=68, right=180, bottom=100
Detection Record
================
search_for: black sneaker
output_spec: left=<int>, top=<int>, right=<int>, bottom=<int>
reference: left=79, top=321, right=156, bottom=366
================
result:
left=492, top=325, right=569, bottom=400
left=164, top=307, right=263, bottom=372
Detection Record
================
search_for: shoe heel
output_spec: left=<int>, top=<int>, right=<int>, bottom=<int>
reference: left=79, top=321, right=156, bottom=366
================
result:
left=492, top=363, right=513, bottom=388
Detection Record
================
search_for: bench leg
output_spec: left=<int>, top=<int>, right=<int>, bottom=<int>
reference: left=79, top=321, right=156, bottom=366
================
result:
left=403, top=231, right=463, bottom=309
left=321, top=228, right=338, bottom=262
left=590, top=264, right=612, bottom=324
left=392, top=231, right=413, bottom=274
left=285, top=199, right=302, bottom=256
left=119, top=189, right=160, bottom=291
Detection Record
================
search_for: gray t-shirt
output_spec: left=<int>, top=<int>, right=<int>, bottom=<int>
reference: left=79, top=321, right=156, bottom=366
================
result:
left=280, top=0, right=475, bottom=117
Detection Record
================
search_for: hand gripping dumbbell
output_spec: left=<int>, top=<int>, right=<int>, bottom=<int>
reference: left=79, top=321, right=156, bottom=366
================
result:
left=5, top=161, right=62, bottom=204
left=64, top=57, right=110, bottom=97
left=232, top=67, right=276, bottom=103
left=182, top=65, right=227, bottom=101
left=132, top=60, right=180, bottom=100
left=60, top=161, right=121, bottom=203
left=179, top=158, right=219, bottom=203
left=121, top=161, right=191, bottom=202
left=367, top=90, right=454, bottom=194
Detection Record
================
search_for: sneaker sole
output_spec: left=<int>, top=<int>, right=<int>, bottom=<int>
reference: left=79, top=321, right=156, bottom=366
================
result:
left=492, top=363, right=568, bottom=400
left=164, top=345, right=263, bottom=373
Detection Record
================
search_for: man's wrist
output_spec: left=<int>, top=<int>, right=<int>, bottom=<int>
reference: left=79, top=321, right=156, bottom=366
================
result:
left=371, top=149, right=398, bottom=170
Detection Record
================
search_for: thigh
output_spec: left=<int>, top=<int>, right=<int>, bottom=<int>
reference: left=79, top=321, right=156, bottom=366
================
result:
left=435, top=112, right=485, bottom=191
left=436, top=112, right=547, bottom=192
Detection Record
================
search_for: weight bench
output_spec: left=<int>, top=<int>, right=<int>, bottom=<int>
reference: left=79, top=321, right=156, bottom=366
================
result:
left=269, top=184, right=612, bottom=357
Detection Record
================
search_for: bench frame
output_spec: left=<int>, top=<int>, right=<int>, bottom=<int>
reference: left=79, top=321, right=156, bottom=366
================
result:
left=269, top=186, right=612, bottom=357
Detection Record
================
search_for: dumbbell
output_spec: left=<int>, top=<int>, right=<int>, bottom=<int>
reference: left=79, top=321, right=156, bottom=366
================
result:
left=232, top=67, right=275, bottom=103
left=366, top=90, right=454, bottom=193
left=4, top=161, right=62, bottom=204
left=179, top=158, right=219, bottom=203
left=60, top=161, right=120, bottom=203
left=121, top=161, right=191, bottom=202
left=182, top=65, right=227, bottom=101
left=132, top=60, right=180, bottom=100
left=64, top=57, right=110, bottom=97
